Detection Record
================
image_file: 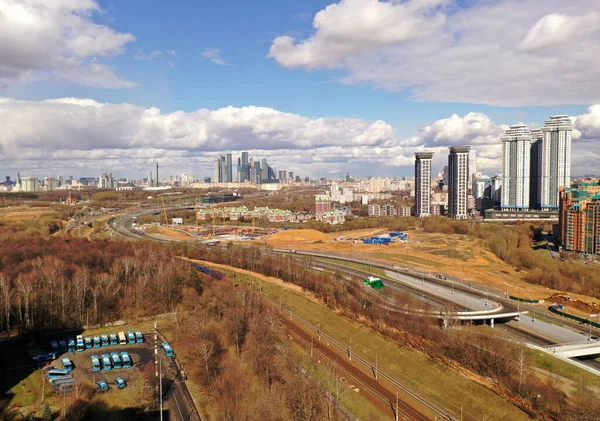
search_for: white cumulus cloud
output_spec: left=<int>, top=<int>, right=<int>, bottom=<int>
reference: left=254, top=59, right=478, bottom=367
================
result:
left=269, top=0, right=600, bottom=106
left=269, top=0, right=446, bottom=69
left=0, top=0, right=136, bottom=88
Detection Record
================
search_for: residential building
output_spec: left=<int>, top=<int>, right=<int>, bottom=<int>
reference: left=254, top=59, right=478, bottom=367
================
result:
left=397, top=206, right=412, bottom=217
left=381, top=204, right=397, bottom=217
left=448, top=146, right=471, bottom=219
left=21, top=176, right=39, bottom=192
left=315, top=194, right=332, bottom=221
left=368, top=204, right=381, bottom=217
left=413, top=152, right=433, bottom=217
left=431, top=204, right=442, bottom=216
left=539, top=115, right=574, bottom=210
left=213, top=159, right=221, bottom=183
left=559, top=183, right=600, bottom=255
left=530, top=129, right=542, bottom=208
left=501, top=124, right=531, bottom=210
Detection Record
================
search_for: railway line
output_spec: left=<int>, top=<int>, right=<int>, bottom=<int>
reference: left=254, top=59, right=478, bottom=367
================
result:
left=261, top=295, right=453, bottom=421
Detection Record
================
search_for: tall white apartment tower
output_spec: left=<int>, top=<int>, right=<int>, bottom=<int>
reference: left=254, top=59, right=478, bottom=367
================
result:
left=501, top=124, right=531, bottom=210
left=413, top=152, right=434, bottom=217
left=448, top=146, right=470, bottom=219
left=539, top=115, right=573, bottom=210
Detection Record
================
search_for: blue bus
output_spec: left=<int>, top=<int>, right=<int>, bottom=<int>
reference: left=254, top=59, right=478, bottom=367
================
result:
left=110, top=352, right=122, bottom=369
left=91, top=355, right=101, bottom=372
left=127, top=330, right=136, bottom=345
left=50, top=340, right=59, bottom=354
left=76, top=335, right=85, bottom=352
left=61, top=357, right=74, bottom=372
left=161, top=342, right=174, bottom=357
left=59, top=340, right=68, bottom=353
left=135, top=331, right=144, bottom=343
left=101, top=334, right=109, bottom=347
left=101, top=354, right=112, bottom=371
left=109, top=333, right=118, bottom=345
left=120, top=352, right=132, bottom=368
left=93, top=336, right=101, bottom=348
left=85, top=337, right=93, bottom=349
left=68, top=338, right=76, bottom=353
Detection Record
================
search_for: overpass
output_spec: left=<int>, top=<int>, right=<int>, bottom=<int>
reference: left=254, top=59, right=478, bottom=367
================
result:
left=546, top=341, right=600, bottom=358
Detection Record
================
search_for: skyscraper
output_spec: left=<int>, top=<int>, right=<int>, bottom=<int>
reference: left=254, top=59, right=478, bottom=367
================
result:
left=413, top=152, right=434, bottom=217
left=529, top=129, right=542, bottom=209
left=501, top=124, right=531, bottom=210
left=260, top=158, right=269, bottom=182
left=213, top=158, right=221, bottom=183
left=225, top=153, right=233, bottom=183
left=448, top=146, right=470, bottom=219
left=539, top=115, right=574, bottom=210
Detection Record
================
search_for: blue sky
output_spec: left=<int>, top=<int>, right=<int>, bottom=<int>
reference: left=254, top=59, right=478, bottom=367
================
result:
left=0, top=0, right=599, bottom=179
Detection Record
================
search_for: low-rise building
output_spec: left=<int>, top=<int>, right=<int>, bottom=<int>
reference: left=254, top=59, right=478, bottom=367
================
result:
left=368, top=204, right=381, bottom=217
left=397, top=206, right=411, bottom=217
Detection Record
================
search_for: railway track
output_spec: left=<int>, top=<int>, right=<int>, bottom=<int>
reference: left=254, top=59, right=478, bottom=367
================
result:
left=261, top=295, right=456, bottom=421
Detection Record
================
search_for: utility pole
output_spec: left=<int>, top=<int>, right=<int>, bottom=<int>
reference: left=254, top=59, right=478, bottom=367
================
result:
left=348, top=336, right=352, bottom=361
left=159, top=359, right=163, bottom=421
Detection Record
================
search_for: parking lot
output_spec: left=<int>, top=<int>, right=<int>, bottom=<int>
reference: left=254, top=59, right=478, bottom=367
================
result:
left=46, top=334, right=179, bottom=395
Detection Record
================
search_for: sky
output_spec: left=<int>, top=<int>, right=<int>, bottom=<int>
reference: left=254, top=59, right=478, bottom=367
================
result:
left=1, top=0, right=600, bottom=180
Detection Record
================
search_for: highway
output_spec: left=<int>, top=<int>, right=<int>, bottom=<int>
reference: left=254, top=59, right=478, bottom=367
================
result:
left=108, top=207, right=600, bottom=374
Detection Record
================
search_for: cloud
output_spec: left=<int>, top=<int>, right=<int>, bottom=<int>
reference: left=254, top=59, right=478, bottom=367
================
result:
left=202, top=48, right=231, bottom=66
left=0, top=97, right=405, bottom=176
left=134, top=50, right=164, bottom=60
left=269, top=0, right=446, bottom=69
left=0, top=0, right=135, bottom=88
left=269, top=0, right=600, bottom=106
left=518, top=13, right=600, bottom=52
left=1, top=98, right=597, bottom=178
left=419, top=113, right=507, bottom=147
left=576, top=105, right=600, bottom=141
left=133, top=49, right=177, bottom=67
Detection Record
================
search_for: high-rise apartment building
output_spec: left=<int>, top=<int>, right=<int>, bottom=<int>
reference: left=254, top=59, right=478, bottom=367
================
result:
left=539, top=115, right=573, bottom=210
left=529, top=129, right=542, bottom=208
left=413, top=152, right=434, bottom=217
left=315, top=194, right=332, bottom=221
left=559, top=183, right=600, bottom=255
left=501, top=124, right=531, bottom=210
left=448, top=146, right=470, bottom=219
left=21, top=177, right=39, bottom=192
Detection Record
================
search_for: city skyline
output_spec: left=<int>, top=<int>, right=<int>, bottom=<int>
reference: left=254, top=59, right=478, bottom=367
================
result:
left=1, top=1, right=599, bottom=179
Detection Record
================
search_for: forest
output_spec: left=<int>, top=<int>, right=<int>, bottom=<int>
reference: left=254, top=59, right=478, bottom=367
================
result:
left=0, top=228, right=199, bottom=334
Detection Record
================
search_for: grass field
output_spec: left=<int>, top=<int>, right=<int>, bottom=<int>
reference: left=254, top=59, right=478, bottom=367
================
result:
left=0, top=207, right=56, bottom=221
left=205, top=263, right=530, bottom=421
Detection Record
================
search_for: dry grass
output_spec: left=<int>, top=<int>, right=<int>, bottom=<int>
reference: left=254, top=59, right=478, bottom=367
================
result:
left=0, top=207, right=56, bottom=221
left=252, top=228, right=600, bottom=305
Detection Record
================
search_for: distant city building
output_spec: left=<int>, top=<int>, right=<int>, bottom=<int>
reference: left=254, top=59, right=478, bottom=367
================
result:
left=559, top=183, right=600, bottom=255
left=448, top=146, right=471, bottom=219
left=413, top=152, right=433, bottom=217
left=501, top=124, right=531, bottom=210
left=97, top=172, right=113, bottom=189
left=315, top=194, right=332, bottom=221
left=381, top=204, right=397, bottom=217
left=21, top=176, right=39, bottom=192
left=368, top=204, right=381, bottom=217
left=468, top=149, right=477, bottom=193
left=539, top=115, right=574, bottom=210
left=397, top=206, right=412, bottom=217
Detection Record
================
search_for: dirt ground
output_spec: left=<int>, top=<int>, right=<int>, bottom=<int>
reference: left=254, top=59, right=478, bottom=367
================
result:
left=0, top=207, right=55, bottom=221
left=185, top=258, right=319, bottom=302
left=146, top=227, right=196, bottom=242
left=250, top=228, right=600, bottom=307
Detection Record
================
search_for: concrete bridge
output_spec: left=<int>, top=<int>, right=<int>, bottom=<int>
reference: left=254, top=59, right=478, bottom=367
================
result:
left=546, top=341, right=600, bottom=358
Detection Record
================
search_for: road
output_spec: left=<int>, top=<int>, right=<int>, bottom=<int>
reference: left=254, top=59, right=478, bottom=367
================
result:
left=108, top=207, right=600, bottom=374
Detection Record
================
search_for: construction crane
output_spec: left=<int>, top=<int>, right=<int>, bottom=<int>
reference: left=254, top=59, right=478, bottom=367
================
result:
left=161, top=196, right=169, bottom=227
